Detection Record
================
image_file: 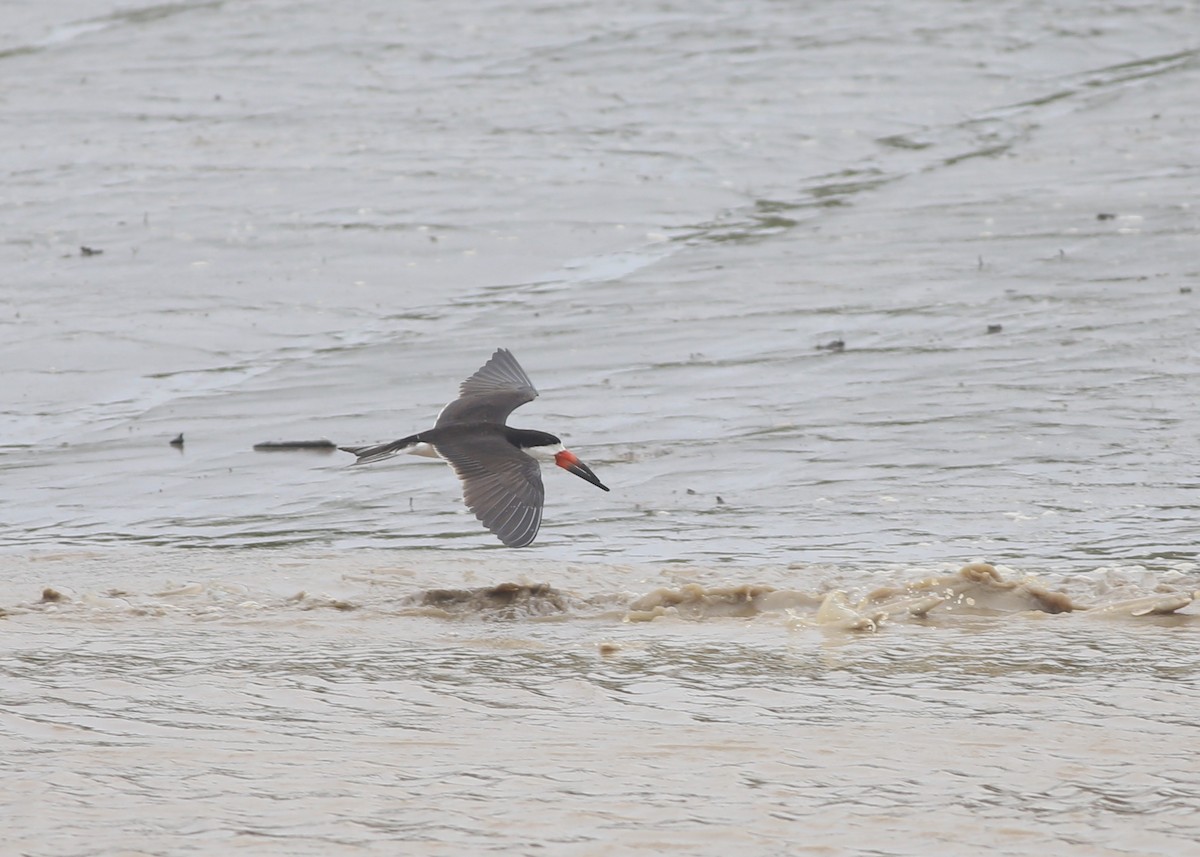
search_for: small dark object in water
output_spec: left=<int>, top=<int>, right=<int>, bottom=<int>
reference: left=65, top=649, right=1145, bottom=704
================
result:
left=169, top=433, right=184, bottom=447
left=818, top=339, right=845, bottom=352
left=418, top=583, right=569, bottom=616
left=686, top=488, right=697, bottom=495
left=41, top=587, right=66, bottom=603
left=986, top=324, right=1003, bottom=334
left=80, top=246, right=104, bottom=256
left=253, top=439, right=338, bottom=452
left=1096, top=212, right=1116, bottom=221
left=716, top=495, right=726, bottom=505
left=1181, top=287, right=1193, bottom=294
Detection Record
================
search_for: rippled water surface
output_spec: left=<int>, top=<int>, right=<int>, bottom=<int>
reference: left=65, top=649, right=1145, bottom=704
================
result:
left=2, top=0, right=1199, bottom=854
left=5, top=551, right=1200, bottom=856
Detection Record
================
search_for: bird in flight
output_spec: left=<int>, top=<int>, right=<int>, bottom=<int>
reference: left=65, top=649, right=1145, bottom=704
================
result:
left=340, top=348, right=609, bottom=547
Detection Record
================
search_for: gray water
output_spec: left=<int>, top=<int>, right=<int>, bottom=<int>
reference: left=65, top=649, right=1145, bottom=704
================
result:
left=2, top=1, right=1199, bottom=854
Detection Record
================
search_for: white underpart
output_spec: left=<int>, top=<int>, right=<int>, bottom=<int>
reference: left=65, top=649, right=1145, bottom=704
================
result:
left=406, top=442, right=441, bottom=459
left=526, top=442, right=566, bottom=462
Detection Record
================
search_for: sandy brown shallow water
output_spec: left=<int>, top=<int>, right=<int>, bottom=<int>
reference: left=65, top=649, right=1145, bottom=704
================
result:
left=3, top=550, right=1199, bottom=856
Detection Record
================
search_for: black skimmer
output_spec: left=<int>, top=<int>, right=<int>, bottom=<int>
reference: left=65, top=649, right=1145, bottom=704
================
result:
left=340, top=348, right=609, bottom=547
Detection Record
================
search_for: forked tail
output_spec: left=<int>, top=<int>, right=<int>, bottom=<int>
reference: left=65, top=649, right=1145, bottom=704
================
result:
left=338, top=434, right=421, bottom=465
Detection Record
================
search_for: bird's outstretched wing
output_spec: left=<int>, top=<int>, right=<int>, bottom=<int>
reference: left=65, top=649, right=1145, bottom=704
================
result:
left=436, top=348, right=538, bottom=427
left=435, top=434, right=544, bottom=547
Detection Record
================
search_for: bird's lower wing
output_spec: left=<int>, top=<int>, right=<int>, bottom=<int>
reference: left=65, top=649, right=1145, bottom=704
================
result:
left=435, top=437, right=544, bottom=548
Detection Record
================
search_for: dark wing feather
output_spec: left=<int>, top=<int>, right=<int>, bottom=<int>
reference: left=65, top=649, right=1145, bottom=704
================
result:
left=436, top=348, right=538, bottom=427
left=435, top=435, right=544, bottom=548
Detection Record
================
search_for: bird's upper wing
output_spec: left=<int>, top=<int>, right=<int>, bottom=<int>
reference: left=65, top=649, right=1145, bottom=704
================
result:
left=436, top=348, right=538, bottom=427
left=434, top=434, right=544, bottom=548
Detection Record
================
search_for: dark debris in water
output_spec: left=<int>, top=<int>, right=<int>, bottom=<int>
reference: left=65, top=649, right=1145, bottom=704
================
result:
left=41, top=587, right=67, bottom=603
left=414, top=583, right=571, bottom=617
left=253, top=440, right=338, bottom=452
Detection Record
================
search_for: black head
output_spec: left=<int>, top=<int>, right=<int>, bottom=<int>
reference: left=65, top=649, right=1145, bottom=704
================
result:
left=505, top=428, right=561, bottom=449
